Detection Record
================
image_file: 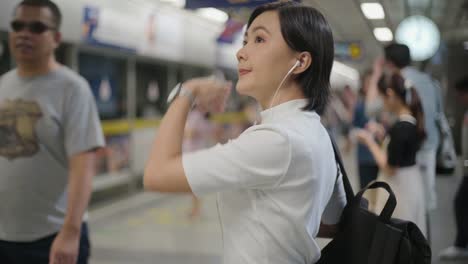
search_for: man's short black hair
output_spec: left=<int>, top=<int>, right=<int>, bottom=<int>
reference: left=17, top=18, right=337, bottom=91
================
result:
left=384, top=43, right=411, bottom=69
left=14, top=0, right=62, bottom=29
left=455, top=76, right=468, bottom=93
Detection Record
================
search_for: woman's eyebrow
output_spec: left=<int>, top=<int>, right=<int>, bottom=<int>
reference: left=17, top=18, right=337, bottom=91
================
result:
left=245, top=25, right=271, bottom=37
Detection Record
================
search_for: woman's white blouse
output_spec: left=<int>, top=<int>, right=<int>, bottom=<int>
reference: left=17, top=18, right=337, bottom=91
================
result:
left=183, top=99, right=346, bottom=264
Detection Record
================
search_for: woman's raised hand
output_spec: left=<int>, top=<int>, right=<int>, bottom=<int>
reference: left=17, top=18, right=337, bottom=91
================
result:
left=184, top=77, right=232, bottom=113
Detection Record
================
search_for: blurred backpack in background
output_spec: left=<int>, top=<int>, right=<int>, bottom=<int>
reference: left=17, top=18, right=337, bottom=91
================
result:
left=435, top=112, right=457, bottom=175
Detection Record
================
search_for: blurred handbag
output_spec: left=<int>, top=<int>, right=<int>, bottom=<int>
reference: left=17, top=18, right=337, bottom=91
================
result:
left=318, top=137, right=432, bottom=264
left=435, top=112, right=457, bottom=175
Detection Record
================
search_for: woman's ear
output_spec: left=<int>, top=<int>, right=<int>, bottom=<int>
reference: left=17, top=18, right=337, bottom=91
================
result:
left=293, top=52, right=312, bottom=74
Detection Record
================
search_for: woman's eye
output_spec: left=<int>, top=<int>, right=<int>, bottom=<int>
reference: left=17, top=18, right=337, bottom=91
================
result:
left=243, top=40, right=248, bottom=46
left=255, top=36, right=264, bottom=43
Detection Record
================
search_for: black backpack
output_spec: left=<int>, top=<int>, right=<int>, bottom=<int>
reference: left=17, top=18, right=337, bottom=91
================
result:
left=317, top=137, right=432, bottom=264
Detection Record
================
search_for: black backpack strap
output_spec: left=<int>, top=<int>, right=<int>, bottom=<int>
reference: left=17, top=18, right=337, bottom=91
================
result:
left=356, top=181, right=397, bottom=221
left=328, top=134, right=354, bottom=203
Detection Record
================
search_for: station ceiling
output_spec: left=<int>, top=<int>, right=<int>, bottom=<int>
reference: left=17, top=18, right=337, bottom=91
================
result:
left=301, top=0, right=468, bottom=71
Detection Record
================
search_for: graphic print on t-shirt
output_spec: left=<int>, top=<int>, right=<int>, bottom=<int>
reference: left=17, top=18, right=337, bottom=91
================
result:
left=0, top=99, right=42, bottom=160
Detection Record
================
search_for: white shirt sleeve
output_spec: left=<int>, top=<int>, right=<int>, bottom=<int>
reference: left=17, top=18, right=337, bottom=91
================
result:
left=321, top=169, right=347, bottom=225
left=183, top=126, right=291, bottom=196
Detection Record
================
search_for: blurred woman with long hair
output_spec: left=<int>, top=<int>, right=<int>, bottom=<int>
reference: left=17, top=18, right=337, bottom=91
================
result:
left=357, top=73, right=427, bottom=235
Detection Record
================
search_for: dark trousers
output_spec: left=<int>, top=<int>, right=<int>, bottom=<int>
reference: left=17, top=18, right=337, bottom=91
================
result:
left=0, top=223, right=90, bottom=264
left=358, top=164, right=379, bottom=189
left=455, top=176, right=468, bottom=248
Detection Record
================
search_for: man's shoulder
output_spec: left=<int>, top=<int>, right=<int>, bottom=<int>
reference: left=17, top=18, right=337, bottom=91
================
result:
left=403, top=67, right=439, bottom=91
left=55, top=66, right=88, bottom=87
left=52, top=66, right=94, bottom=98
left=403, top=67, right=425, bottom=82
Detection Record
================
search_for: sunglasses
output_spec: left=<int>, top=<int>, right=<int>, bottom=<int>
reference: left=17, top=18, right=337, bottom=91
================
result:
left=10, top=20, right=56, bottom=34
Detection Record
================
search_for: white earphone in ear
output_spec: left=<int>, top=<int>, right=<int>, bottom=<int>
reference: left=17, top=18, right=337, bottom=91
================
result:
left=286, top=60, right=301, bottom=77
left=294, top=60, right=301, bottom=68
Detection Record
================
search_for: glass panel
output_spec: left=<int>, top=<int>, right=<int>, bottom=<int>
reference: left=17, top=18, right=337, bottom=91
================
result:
left=78, top=52, right=129, bottom=177
left=78, top=52, right=127, bottom=120
left=136, top=62, right=168, bottom=118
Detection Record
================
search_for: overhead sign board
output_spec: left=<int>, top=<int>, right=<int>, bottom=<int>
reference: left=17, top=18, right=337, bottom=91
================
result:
left=81, top=5, right=184, bottom=61
left=334, top=41, right=363, bottom=61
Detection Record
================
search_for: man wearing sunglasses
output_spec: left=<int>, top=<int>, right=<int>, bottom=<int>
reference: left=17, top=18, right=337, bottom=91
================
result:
left=0, top=1, right=104, bottom=264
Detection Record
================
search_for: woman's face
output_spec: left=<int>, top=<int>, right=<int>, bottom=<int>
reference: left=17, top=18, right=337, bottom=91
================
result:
left=236, top=11, right=298, bottom=106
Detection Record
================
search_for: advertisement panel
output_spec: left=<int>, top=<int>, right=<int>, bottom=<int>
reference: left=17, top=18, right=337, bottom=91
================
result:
left=186, top=0, right=300, bottom=9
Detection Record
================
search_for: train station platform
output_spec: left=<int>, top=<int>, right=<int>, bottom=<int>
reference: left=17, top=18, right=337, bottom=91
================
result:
left=87, top=148, right=466, bottom=264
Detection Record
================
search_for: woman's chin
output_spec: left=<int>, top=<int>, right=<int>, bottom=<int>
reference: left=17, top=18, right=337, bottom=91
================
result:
left=236, top=82, right=246, bottom=95
left=235, top=81, right=251, bottom=96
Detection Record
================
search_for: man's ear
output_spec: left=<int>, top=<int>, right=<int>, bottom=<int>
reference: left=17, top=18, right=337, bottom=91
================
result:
left=53, top=31, right=62, bottom=49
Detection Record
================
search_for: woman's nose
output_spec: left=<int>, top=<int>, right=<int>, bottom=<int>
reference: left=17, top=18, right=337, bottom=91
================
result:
left=236, top=46, right=248, bottom=62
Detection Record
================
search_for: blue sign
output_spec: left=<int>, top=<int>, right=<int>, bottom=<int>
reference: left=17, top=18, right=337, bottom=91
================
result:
left=82, top=6, right=99, bottom=43
left=334, top=42, right=363, bottom=61
left=186, top=0, right=300, bottom=9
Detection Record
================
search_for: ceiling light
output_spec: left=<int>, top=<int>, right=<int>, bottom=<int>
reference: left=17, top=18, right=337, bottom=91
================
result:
left=196, top=8, right=229, bottom=23
left=395, top=16, right=440, bottom=61
left=373, top=27, right=393, bottom=42
left=361, top=3, right=385, bottom=19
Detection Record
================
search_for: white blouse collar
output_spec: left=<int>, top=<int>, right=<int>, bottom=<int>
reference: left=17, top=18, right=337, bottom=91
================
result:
left=399, top=114, right=417, bottom=125
left=260, top=99, right=310, bottom=124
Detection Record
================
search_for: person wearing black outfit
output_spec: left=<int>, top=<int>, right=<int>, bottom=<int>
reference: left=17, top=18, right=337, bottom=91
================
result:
left=352, top=69, right=379, bottom=188
left=357, top=73, right=427, bottom=236
left=439, top=76, right=468, bottom=260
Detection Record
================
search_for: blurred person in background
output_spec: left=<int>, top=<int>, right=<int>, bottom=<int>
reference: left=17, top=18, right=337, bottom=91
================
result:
left=439, top=76, right=468, bottom=260
left=143, top=2, right=346, bottom=263
left=357, top=73, right=427, bottom=236
left=384, top=44, right=443, bottom=213
left=0, top=1, right=104, bottom=263
left=367, top=44, right=443, bottom=214
left=340, top=84, right=357, bottom=153
left=323, top=90, right=351, bottom=141
left=365, top=44, right=444, bottom=243
left=351, top=69, right=379, bottom=188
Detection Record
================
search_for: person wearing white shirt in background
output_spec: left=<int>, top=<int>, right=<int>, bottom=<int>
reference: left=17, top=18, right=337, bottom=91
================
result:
left=143, top=1, right=346, bottom=263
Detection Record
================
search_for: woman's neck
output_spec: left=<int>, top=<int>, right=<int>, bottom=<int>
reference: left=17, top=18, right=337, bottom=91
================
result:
left=261, top=82, right=305, bottom=110
left=396, top=106, right=412, bottom=117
